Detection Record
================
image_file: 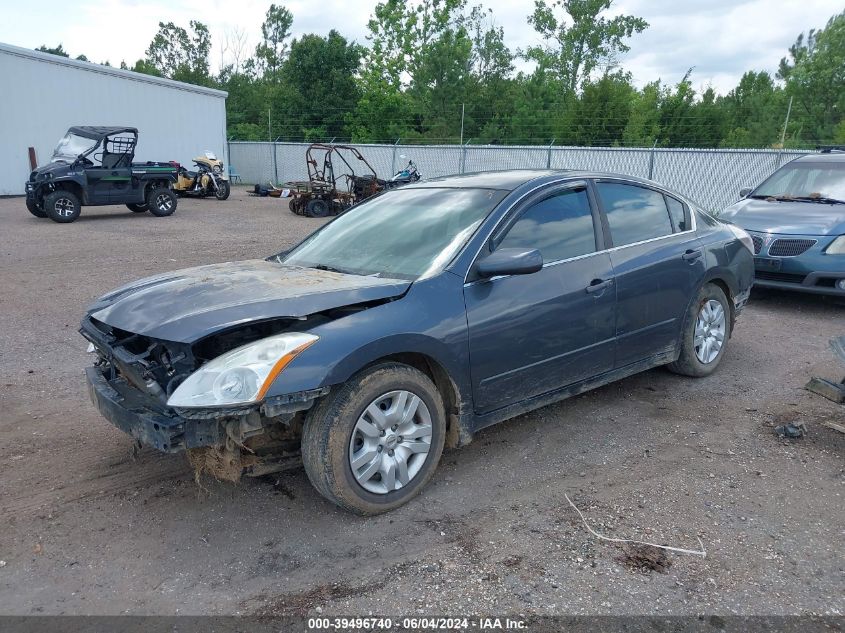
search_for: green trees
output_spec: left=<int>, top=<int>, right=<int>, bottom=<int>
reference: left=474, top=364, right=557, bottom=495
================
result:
left=526, top=0, right=647, bottom=94
left=104, top=3, right=843, bottom=148
left=779, top=11, right=845, bottom=146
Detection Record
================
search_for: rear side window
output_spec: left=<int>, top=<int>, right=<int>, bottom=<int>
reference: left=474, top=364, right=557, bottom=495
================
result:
left=497, top=188, right=596, bottom=262
left=665, top=195, right=689, bottom=232
left=596, top=182, right=673, bottom=247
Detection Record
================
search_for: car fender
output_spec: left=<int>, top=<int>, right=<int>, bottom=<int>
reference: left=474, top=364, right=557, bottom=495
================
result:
left=262, top=272, right=474, bottom=407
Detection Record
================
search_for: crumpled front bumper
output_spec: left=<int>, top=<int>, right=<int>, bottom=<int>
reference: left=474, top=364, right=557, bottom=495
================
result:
left=85, top=366, right=224, bottom=453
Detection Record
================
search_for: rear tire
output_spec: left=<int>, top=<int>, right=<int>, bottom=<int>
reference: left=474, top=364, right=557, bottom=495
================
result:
left=26, top=198, right=47, bottom=218
left=305, top=198, right=331, bottom=218
left=44, top=190, right=81, bottom=223
left=302, top=362, right=446, bottom=515
left=146, top=187, right=177, bottom=217
left=668, top=283, right=731, bottom=377
left=127, top=203, right=148, bottom=213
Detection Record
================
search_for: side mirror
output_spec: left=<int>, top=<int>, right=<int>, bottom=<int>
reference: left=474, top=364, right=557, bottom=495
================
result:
left=739, top=187, right=752, bottom=198
left=477, top=248, right=543, bottom=278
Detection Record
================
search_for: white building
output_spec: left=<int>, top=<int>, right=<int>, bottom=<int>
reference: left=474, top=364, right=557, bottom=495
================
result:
left=0, top=42, right=227, bottom=195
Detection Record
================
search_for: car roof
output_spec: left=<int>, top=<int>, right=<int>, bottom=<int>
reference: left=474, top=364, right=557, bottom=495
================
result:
left=404, top=169, right=672, bottom=192
left=68, top=126, right=138, bottom=140
left=793, top=151, right=845, bottom=163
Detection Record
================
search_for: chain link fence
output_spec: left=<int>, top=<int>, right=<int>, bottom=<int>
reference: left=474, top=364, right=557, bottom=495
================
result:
left=228, top=141, right=810, bottom=212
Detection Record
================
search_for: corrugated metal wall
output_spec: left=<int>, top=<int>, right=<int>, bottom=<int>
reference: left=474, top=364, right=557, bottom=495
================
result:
left=0, top=43, right=227, bottom=196
left=229, top=141, right=809, bottom=213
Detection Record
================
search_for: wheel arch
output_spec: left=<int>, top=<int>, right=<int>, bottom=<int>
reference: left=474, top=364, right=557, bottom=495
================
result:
left=53, top=180, right=85, bottom=204
left=361, top=352, right=466, bottom=448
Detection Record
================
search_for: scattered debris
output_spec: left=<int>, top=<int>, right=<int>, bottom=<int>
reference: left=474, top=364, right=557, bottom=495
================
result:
left=616, top=543, right=673, bottom=573
left=0, top=560, right=6, bottom=568
left=805, top=377, right=845, bottom=404
left=774, top=422, right=806, bottom=439
left=805, top=336, right=845, bottom=403
left=822, top=421, right=845, bottom=435
left=564, top=493, right=706, bottom=558
left=187, top=445, right=259, bottom=487
left=32, top=543, right=43, bottom=555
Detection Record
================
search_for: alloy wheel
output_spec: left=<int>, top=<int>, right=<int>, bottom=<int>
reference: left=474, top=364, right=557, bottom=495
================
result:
left=53, top=197, right=75, bottom=217
left=155, top=194, right=173, bottom=212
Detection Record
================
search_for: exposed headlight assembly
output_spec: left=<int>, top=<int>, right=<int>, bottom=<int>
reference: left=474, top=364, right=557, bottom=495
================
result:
left=167, top=332, right=318, bottom=408
left=825, top=236, right=845, bottom=255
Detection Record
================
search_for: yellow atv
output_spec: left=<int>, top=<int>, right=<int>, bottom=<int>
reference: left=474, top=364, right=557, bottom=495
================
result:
left=174, top=151, right=230, bottom=200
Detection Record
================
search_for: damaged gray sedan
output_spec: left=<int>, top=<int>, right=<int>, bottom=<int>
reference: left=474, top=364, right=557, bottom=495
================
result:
left=82, top=170, right=754, bottom=514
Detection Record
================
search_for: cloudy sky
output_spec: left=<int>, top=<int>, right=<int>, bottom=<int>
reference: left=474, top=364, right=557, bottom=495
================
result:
left=0, top=0, right=838, bottom=94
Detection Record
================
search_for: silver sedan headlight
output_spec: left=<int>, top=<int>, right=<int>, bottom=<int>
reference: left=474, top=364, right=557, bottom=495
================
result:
left=167, top=332, right=318, bottom=408
left=826, top=236, right=845, bottom=255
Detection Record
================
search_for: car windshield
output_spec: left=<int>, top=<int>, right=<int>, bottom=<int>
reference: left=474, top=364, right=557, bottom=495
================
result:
left=282, top=187, right=508, bottom=280
left=52, top=133, right=98, bottom=162
left=753, top=161, right=845, bottom=201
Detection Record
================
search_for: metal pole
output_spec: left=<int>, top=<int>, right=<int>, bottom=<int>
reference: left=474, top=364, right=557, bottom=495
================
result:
left=272, top=142, right=279, bottom=185
left=780, top=96, right=793, bottom=147
left=648, top=139, right=658, bottom=180
left=392, top=138, right=400, bottom=175
left=268, top=108, right=272, bottom=142
left=460, top=103, right=465, bottom=145
left=546, top=138, right=555, bottom=169
left=461, top=139, right=471, bottom=175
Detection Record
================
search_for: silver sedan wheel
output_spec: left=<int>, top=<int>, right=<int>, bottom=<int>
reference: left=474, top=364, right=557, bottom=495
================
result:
left=349, top=390, right=433, bottom=495
left=694, top=299, right=726, bottom=364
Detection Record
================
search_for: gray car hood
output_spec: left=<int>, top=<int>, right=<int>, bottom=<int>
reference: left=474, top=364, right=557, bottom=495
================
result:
left=86, top=259, right=411, bottom=343
left=721, top=198, right=845, bottom=235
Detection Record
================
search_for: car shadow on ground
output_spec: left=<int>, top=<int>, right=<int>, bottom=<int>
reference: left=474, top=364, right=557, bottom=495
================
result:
left=750, top=286, right=845, bottom=311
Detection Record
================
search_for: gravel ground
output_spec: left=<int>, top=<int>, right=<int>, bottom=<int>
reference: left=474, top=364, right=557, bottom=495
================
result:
left=0, top=190, right=843, bottom=617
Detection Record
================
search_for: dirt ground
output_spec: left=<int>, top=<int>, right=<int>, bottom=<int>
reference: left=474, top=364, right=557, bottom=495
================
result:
left=0, top=190, right=843, bottom=617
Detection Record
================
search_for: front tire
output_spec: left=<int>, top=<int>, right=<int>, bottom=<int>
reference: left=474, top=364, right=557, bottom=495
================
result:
left=215, top=181, right=230, bottom=201
left=146, top=187, right=177, bottom=217
left=26, top=198, right=47, bottom=218
left=302, top=363, right=446, bottom=515
left=44, top=190, right=81, bottom=223
left=668, top=283, right=731, bottom=377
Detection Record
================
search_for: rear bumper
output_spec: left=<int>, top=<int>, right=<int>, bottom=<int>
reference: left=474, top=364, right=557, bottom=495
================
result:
left=85, top=366, right=223, bottom=453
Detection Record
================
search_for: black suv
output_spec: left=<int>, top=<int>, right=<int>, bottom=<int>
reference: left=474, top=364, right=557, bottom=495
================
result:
left=25, top=126, right=178, bottom=223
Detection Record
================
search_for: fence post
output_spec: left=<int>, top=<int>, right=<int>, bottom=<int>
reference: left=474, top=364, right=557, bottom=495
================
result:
left=546, top=139, right=555, bottom=169
left=648, top=140, right=658, bottom=180
left=391, top=138, right=400, bottom=175
left=461, top=139, right=471, bottom=174
left=272, top=138, right=280, bottom=185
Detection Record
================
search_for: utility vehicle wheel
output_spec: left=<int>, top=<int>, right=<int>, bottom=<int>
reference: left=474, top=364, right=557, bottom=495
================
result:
left=305, top=198, right=330, bottom=218
left=302, top=362, right=446, bottom=515
left=26, top=199, right=47, bottom=218
left=288, top=198, right=303, bottom=214
left=215, top=181, right=231, bottom=201
left=126, top=203, right=148, bottom=213
left=44, top=190, right=81, bottom=223
left=146, top=188, right=177, bottom=217
left=668, top=283, right=731, bottom=377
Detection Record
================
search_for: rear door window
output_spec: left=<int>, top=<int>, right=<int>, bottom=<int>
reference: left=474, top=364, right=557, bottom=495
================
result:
left=596, top=182, right=674, bottom=247
left=665, top=195, right=690, bottom=232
